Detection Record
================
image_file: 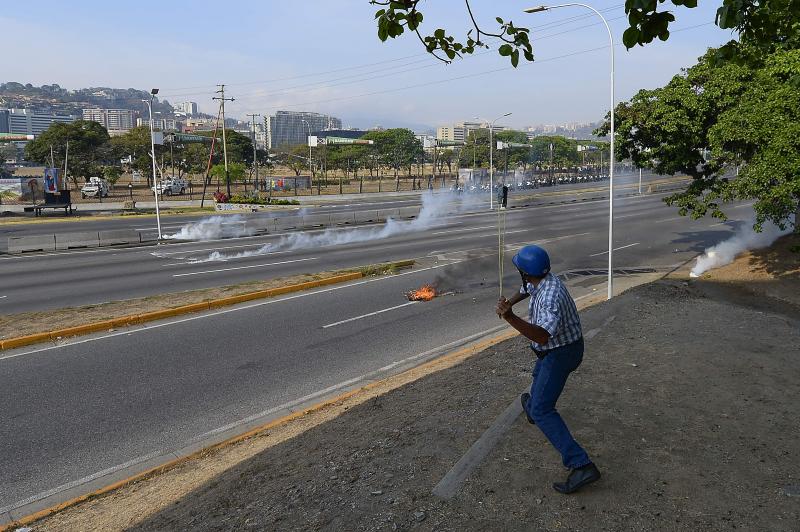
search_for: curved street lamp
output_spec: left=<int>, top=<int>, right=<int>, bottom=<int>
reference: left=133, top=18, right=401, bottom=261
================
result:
left=142, top=88, right=162, bottom=240
left=524, top=4, right=615, bottom=299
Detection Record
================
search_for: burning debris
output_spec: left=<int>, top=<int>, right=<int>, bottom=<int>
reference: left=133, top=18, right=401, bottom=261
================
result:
left=406, top=284, right=437, bottom=301
left=405, top=284, right=459, bottom=301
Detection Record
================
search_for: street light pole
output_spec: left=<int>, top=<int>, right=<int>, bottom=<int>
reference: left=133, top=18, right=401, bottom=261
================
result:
left=302, top=119, right=313, bottom=193
left=247, top=113, right=260, bottom=193
left=143, top=89, right=162, bottom=240
left=525, top=3, right=614, bottom=299
left=489, top=112, right=512, bottom=210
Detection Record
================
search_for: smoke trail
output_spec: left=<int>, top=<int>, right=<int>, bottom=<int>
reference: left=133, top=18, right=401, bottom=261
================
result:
left=164, top=215, right=254, bottom=241
left=187, top=191, right=483, bottom=263
left=689, top=217, right=793, bottom=277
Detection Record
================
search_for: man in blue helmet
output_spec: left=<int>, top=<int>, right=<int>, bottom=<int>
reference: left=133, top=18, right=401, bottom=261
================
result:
left=495, top=244, right=601, bottom=494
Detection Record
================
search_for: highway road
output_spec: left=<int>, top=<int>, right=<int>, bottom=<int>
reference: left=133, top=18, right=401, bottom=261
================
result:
left=0, top=182, right=754, bottom=519
left=0, top=172, right=671, bottom=314
left=0, top=171, right=654, bottom=243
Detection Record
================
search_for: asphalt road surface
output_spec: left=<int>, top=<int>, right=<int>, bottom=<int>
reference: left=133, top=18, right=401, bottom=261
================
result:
left=0, top=180, right=755, bottom=518
left=0, top=172, right=669, bottom=314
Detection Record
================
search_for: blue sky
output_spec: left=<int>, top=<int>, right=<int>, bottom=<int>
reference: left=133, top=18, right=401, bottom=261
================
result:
left=2, top=1, right=734, bottom=130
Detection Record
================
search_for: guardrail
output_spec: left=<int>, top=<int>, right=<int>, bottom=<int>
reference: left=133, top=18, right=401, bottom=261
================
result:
left=5, top=207, right=422, bottom=254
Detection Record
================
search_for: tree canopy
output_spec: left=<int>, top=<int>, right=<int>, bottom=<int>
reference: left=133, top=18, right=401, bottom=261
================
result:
left=600, top=45, right=799, bottom=230
left=369, top=0, right=797, bottom=67
left=25, top=120, right=111, bottom=186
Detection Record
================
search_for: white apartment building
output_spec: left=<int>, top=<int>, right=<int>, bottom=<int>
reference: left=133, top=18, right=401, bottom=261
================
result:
left=175, top=101, right=198, bottom=116
left=82, top=108, right=135, bottom=134
left=0, top=108, right=75, bottom=136
left=136, top=117, right=179, bottom=131
left=436, top=121, right=507, bottom=143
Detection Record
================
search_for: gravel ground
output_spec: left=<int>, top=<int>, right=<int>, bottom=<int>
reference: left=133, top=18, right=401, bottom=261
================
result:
left=26, top=236, right=800, bottom=531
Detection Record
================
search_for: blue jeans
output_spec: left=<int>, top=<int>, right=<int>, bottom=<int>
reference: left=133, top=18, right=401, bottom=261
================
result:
left=524, top=338, right=591, bottom=469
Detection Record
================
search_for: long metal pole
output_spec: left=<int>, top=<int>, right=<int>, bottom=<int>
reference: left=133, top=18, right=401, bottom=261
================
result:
left=214, top=84, right=234, bottom=198
left=638, top=167, right=642, bottom=195
left=524, top=3, right=613, bottom=299
left=302, top=119, right=312, bottom=194
left=248, top=113, right=260, bottom=192
left=489, top=125, right=493, bottom=210
left=145, top=98, right=162, bottom=239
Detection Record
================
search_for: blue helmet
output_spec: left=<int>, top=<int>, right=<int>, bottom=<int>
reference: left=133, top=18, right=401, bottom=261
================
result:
left=512, top=245, right=551, bottom=277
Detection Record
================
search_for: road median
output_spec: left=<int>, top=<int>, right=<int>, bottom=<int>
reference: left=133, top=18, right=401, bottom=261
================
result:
left=0, top=260, right=414, bottom=352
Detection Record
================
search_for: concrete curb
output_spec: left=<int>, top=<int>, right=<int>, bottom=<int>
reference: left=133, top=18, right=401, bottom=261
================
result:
left=0, top=260, right=415, bottom=352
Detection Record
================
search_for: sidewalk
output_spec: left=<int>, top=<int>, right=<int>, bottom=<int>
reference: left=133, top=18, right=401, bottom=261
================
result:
left=22, top=235, right=800, bottom=531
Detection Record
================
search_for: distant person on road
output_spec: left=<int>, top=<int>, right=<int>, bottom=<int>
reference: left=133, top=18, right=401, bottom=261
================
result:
left=495, top=244, right=600, bottom=494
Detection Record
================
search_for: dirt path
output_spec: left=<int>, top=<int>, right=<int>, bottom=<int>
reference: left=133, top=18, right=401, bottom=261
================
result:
left=23, top=237, right=800, bottom=531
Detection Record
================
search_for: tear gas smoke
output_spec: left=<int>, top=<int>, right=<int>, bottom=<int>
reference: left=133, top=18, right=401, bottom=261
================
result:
left=164, top=216, right=254, bottom=241
left=689, top=216, right=793, bottom=277
left=180, top=191, right=483, bottom=263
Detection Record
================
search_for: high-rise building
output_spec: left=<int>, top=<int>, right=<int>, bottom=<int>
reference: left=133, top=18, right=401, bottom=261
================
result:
left=175, top=101, right=198, bottom=116
left=136, top=117, right=179, bottom=131
left=0, top=108, right=75, bottom=136
left=82, top=108, right=135, bottom=134
left=266, top=111, right=342, bottom=149
left=436, top=121, right=487, bottom=143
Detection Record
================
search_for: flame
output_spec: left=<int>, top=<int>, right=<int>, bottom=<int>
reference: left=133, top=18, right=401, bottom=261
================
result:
left=406, top=284, right=437, bottom=302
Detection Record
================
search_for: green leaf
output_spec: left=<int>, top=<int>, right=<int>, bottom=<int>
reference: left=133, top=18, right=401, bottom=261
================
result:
left=496, top=17, right=504, bottom=24
left=623, top=27, right=641, bottom=48
left=511, top=49, right=520, bottom=67
left=434, top=28, right=445, bottom=39
left=498, top=43, right=513, bottom=56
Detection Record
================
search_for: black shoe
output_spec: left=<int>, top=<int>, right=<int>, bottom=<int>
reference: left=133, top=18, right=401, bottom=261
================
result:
left=553, top=463, right=601, bottom=494
left=520, top=393, right=535, bottom=425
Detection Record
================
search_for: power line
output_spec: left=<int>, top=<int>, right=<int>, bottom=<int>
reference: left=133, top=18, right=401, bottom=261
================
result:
left=251, top=22, right=713, bottom=113
left=160, top=11, right=629, bottom=103
left=158, top=5, right=626, bottom=96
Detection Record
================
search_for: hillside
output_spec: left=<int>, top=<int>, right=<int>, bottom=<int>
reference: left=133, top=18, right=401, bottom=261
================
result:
left=0, top=82, right=175, bottom=117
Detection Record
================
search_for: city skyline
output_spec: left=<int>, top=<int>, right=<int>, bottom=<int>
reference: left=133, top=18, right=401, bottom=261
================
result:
left=3, top=1, right=733, bottom=130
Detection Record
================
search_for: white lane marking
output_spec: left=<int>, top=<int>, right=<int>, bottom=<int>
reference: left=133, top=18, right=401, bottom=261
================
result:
left=0, top=295, right=7, bottom=299
left=614, top=212, right=648, bottom=220
left=161, top=249, right=296, bottom=267
left=0, top=263, right=455, bottom=361
left=322, top=301, right=419, bottom=329
left=709, top=221, right=730, bottom=227
left=574, top=292, right=597, bottom=301
left=654, top=216, right=683, bottom=224
left=589, top=242, right=640, bottom=257
left=172, top=257, right=316, bottom=277
left=431, top=225, right=494, bottom=235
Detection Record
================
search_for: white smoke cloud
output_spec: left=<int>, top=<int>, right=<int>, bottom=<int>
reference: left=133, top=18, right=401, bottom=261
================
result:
left=689, top=217, right=793, bottom=277
left=183, top=191, right=483, bottom=263
left=164, top=215, right=254, bottom=241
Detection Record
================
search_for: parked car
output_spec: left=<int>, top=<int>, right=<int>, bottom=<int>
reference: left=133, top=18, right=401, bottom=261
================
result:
left=81, top=176, right=109, bottom=198
left=151, top=177, right=187, bottom=196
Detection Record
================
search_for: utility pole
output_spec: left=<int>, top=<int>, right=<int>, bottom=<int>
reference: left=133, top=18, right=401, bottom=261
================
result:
left=213, top=84, right=235, bottom=197
left=549, top=142, right=554, bottom=186
left=247, top=113, right=260, bottom=193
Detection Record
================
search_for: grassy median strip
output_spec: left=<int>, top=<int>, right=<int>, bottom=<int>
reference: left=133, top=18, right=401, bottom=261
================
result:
left=0, top=259, right=414, bottom=351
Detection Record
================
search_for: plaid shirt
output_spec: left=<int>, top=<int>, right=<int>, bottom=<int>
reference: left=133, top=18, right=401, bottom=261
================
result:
left=520, top=272, right=583, bottom=351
